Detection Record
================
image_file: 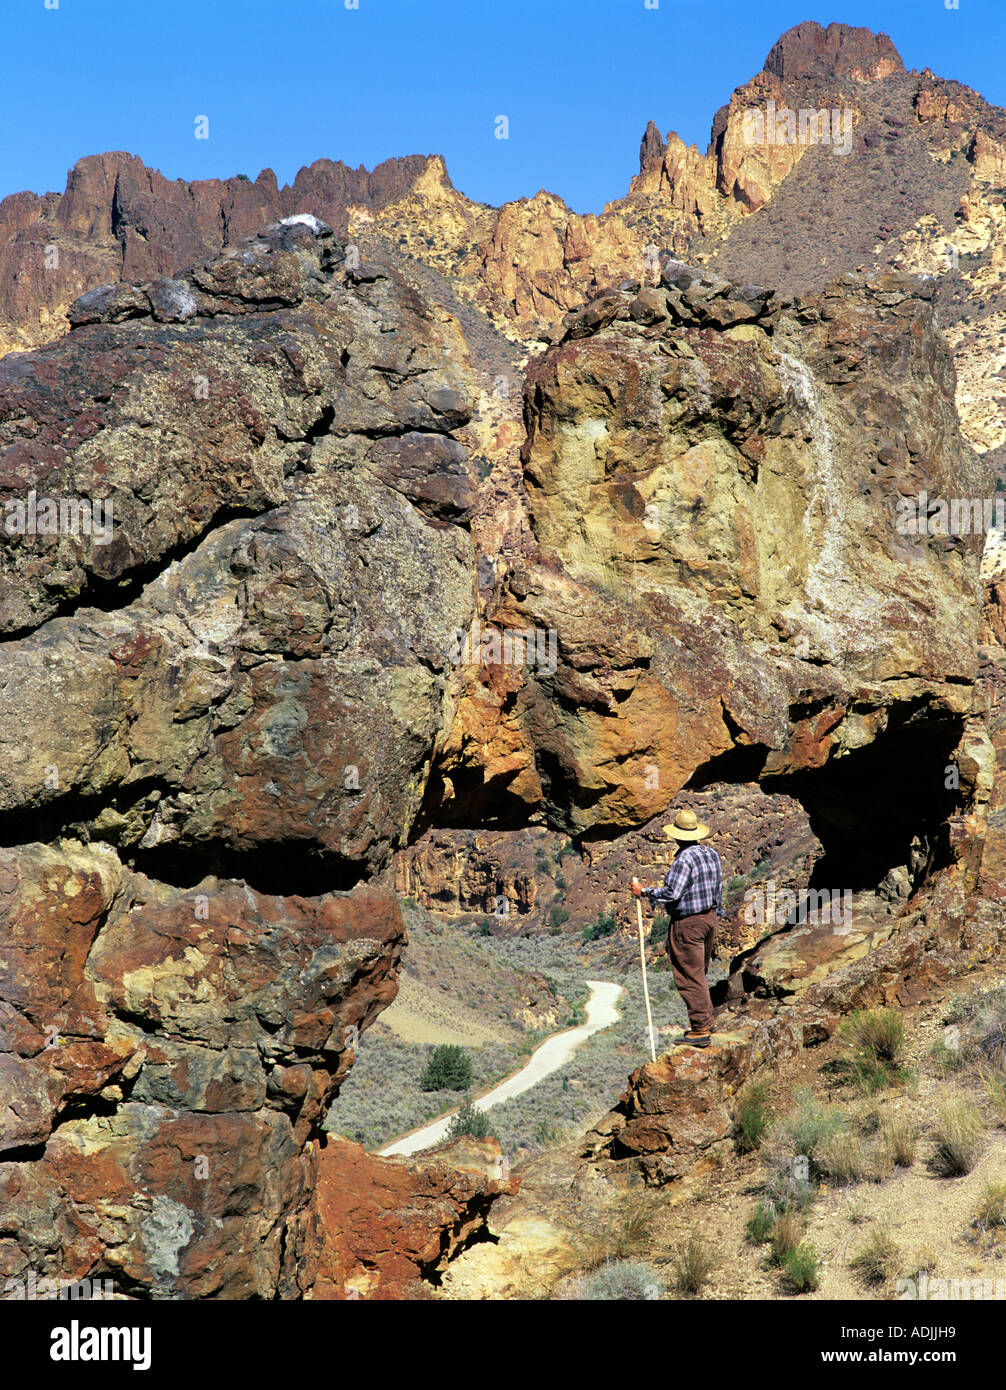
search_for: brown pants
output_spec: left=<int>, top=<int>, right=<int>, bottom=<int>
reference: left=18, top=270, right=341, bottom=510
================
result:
left=668, top=909, right=717, bottom=1031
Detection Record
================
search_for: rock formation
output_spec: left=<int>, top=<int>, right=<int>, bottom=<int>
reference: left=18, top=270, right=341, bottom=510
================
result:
left=5, top=16, right=1006, bottom=1291
left=5, top=20, right=1006, bottom=466
left=0, top=216, right=514, bottom=1298
left=0, top=151, right=444, bottom=357
left=432, top=261, right=989, bottom=853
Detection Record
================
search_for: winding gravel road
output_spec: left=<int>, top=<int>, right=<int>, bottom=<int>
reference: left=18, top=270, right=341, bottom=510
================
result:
left=378, top=979, right=623, bottom=1158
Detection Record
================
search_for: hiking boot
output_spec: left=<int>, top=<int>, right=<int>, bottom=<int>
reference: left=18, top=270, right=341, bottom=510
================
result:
left=673, top=1027, right=712, bottom=1048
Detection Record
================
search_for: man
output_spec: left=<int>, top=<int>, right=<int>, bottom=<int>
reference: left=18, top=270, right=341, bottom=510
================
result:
left=632, top=808, right=723, bottom=1049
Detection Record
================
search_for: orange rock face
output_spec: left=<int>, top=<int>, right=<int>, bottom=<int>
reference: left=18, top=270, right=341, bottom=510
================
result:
left=288, top=1136, right=518, bottom=1300
left=0, top=841, right=410, bottom=1297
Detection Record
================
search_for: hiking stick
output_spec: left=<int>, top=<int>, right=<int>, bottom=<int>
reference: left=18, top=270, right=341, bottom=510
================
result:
left=635, top=889, right=657, bottom=1063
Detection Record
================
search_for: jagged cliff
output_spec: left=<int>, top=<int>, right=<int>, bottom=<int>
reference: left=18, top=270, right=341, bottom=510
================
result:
left=5, top=23, right=1006, bottom=464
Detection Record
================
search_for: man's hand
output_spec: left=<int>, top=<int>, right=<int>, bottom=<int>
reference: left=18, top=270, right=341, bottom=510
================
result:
left=631, top=877, right=644, bottom=898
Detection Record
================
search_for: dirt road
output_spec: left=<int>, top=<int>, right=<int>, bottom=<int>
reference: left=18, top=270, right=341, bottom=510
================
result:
left=378, top=979, right=623, bottom=1158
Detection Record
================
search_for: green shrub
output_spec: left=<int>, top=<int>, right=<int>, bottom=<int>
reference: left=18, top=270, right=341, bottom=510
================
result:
left=580, top=1260, right=664, bottom=1301
left=745, top=1203, right=776, bottom=1245
left=419, top=1043, right=473, bottom=1092
left=862, top=1058, right=912, bottom=1093
left=548, top=904, right=570, bottom=930
left=783, top=1242, right=820, bottom=1292
left=582, top=908, right=618, bottom=942
left=786, top=1085, right=846, bottom=1157
left=648, top=913, right=671, bottom=945
left=447, top=1094, right=495, bottom=1140
left=735, top=1078, right=773, bottom=1153
left=838, top=1010, right=912, bottom=1092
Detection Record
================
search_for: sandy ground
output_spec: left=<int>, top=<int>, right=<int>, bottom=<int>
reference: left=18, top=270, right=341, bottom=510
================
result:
left=643, top=973, right=1006, bottom=1300
left=378, top=974, right=514, bottom=1046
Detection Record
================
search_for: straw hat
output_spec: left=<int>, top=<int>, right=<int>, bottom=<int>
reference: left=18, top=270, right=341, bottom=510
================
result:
left=662, top=808, right=710, bottom=841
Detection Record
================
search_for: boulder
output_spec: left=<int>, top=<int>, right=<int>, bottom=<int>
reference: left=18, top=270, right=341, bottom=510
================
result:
left=441, top=268, right=988, bottom=845
left=0, top=223, right=503, bottom=1299
left=286, top=1135, right=519, bottom=1300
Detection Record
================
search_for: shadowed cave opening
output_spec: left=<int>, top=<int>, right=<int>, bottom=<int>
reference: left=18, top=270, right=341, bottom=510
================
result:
left=411, top=698, right=966, bottom=922
left=0, top=778, right=370, bottom=897
left=762, top=701, right=966, bottom=904
left=126, top=839, right=371, bottom=897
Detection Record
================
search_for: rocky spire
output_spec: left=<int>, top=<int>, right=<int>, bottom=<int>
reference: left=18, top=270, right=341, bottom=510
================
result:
left=639, top=119, right=667, bottom=173
left=763, top=20, right=904, bottom=82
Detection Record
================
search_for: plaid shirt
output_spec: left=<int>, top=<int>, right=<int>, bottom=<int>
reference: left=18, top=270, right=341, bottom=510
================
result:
left=645, top=843, right=723, bottom=918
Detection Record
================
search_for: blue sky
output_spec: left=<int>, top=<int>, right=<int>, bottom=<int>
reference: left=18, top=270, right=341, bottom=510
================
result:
left=4, top=0, right=1006, bottom=214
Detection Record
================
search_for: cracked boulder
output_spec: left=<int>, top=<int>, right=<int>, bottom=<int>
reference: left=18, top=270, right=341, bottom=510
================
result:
left=435, top=268, right=990, bottom=845
left=0, top=214, right=473, bottom=635
left=0, top=477, right=471, bottom=877
left=285, top=1135, right=519, bottom=1300
left=0, top=223, right=500, bottom=1298
left=0, top=840, right=407, bottom=1296
left=0, top=222, right=477, bottom=878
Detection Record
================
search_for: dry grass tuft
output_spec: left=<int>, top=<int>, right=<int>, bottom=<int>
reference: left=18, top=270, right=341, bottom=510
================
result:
left=930, top=1098, right=986, bottom=1177
left=769, top=1210, right=805, bottom=1267
left=849, top=1223, right=900, bottom=1287
left=670, top=1233, right=717, bottom=1297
